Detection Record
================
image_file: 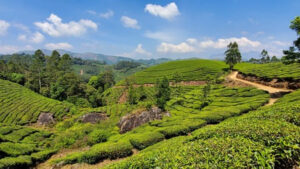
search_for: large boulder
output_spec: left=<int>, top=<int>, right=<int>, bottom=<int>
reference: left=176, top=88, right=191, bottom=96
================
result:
left=37, top=112, right=55, bottom=125
left=80, top=112, right=108, bottom=124
left=118, top=107, right=170, bottom=134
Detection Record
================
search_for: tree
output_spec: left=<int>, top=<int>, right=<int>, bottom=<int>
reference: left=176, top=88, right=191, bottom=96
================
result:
left=282, top=16, right=300, bottom=64
left=155, top=76, right=171, bottom=110
left=128, top=84, right=137, bottom=105
left=271, top=56, right=279, bottom=62
left=59, top=53, right=72, bottom=72
left=225, top=42, right=242, bottom=70
left=260, top=49, right=270, bottom=63
left=30, top=50, right=46, bottom=92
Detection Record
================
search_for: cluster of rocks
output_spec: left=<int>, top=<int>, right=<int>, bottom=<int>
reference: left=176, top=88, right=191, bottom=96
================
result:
left=79, top=112, right=108, bottom=124
left=237, top=73, right=300, bottom=89
left=118, top=107, right=170, bottom=134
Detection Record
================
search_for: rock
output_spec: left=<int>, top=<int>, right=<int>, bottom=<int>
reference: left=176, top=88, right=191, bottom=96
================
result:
left=80, top=112, right=108, bottom=124
left=37, top=112, right=55, bottom=125
left=118, top=107, right=168, bottom=134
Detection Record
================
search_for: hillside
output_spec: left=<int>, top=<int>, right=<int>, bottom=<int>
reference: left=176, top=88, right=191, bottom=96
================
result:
left=0, top=79, right=73, bottom=125
left=118, top=59, right=227, bottom=85
left=105, top=89, right=300, bottom=169
left=235, top=62, right=300, bottom=80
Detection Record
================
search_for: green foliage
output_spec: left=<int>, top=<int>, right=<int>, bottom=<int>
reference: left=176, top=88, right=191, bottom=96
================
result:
left=235, top=62, right=300, bottom=80
left=0, top=79, right=74, bottom=124
left=155, top=76, right=171, bottom=110
left=105, top=89, right=300, bottom=169
left=87, top=129, right=111, bottom=145
left=225, top=42, right=242, bottom=70
left=129, top=132, right=165, bottom=150
left=56, top=141, right=133, bottom=165
left=117, top=59, right=227, bottom=85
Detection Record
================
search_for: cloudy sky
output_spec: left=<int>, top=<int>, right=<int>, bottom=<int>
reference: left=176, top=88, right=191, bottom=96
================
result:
left=0, top=0, right=299, bottom=59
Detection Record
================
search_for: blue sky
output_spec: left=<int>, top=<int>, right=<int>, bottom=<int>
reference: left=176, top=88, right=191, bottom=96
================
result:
left=0, top=0, right=299, bottom=59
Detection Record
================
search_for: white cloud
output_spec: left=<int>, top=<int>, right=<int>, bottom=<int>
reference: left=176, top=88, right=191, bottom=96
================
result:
left=144, top=31, right=175, bottom=42
left=157, top=37, right=261, bottom=54
left=135, top=44, right=152, bottom=56
left=145, top=2, right=180, bottom=20
left=13, top=23, right=30, bottom=32
left=120, top=43, right=152, bottom=59
left=100, top=10, right=114, bottom=19
left=121, top=16, right=140, bottom=29
left=157, top=42, right=195, bottom=53
left=198, top=37, right=261, bottom=49
left=45, top=42, right=73, bottom=50
left=0, top=20, right=10, bottom=36
left=35, top=13, right=98, bottom=37
left=271, top=41, right=291, bottom=47
left=18, top=32, right=45, bottom=43
left=0, top=45, right=33, bottom=54
left=87, top=10, right=97, bottom=15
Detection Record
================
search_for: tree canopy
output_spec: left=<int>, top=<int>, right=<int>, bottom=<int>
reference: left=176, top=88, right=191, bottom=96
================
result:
left=224, top=42, right=242, bottom=70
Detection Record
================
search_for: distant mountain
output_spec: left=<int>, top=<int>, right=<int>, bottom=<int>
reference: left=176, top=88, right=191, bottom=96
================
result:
left=18, top=49, right=171, bottom=65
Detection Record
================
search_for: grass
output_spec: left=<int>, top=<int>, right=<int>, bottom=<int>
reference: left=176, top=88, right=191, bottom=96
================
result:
left=55, top=85, right=269, bottom=165
left=105, top=89, right=300, bottom=169
left=235, top=62, right=300, bottom=80
left=0, top=79, right=74, bottom=125
left=117, top=59, right=227, bottom=85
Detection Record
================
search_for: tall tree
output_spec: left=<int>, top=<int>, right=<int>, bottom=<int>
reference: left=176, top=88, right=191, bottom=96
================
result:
left=224, top=42, right=242, bottom=70
left=282, top=16, right=300, bottom=64
left=59, top=53, right=72, bottom=72
left=155, top=76, right=171, bottom=110
left=46, top=50, right=61, bottom=83
left=30, top=49, right=46, bottom=92
left=260, top=49, right=270, bottom=63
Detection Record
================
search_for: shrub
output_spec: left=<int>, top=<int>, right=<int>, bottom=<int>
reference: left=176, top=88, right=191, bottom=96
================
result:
left=0, top=155, right=32, bottom=169
left=159, top=125, right=190, bottom=138
left=87, top=129, right=110, bottom=145
left=57, top=141, right=133, bottom=165
left=31, top=149, right=58, bottom=162
left=129, top=132, right=165, bottom=150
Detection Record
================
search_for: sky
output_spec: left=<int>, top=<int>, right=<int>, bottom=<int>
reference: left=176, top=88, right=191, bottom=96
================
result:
left=0, top=0, right=299, bottom=59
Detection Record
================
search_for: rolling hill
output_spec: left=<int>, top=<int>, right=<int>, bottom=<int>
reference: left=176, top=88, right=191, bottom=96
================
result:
left=0, top=79, right=73, bottom=125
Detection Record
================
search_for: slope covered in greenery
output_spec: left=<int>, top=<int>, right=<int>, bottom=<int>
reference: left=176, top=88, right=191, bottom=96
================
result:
left=0, top=79, right=73, bottom=125
left=118, top=59, right=227, bottom=85
left=0, top=124, right=57, bottom=169
left=235, top=62, right=300, bottom=80
left=54, top=85, right=269, bottom=165
left=106, top=89, right=300, bottom=169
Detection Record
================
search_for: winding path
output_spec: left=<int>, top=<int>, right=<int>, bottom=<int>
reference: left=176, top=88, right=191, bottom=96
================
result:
left=228, top=71, right=293, bottom=106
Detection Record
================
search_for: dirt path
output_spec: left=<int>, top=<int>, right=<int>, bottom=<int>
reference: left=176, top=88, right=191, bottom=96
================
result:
left=228, top=71, right=293, bottom=94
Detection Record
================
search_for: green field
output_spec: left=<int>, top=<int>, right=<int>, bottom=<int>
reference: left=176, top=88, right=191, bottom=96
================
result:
left=0, top=124, right=57, bottom=169
left=0, top=79, right=74, bottom=125
left=117, top=59, right=227, bottom=85
left=105, top=89, right=300, bottom=169
left=235, top=62, right=300, bottom=80
left=54, top=85, right=269, bottom=165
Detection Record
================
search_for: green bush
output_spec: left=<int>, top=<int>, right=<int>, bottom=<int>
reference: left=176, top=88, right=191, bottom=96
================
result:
left=0, top=155, right=32, bottom=169
left=159, top=125, right=190, bottom=138
left=57, top=141, right=133, bottom=165
left=0, top=142, right=37, bottom=157
left=106, top=137, right=274, bottom=169
left=31, top=149, right=58, bottom=163
left=87, top=129, right=110, bottom=145
left=129, top=132, right=165, bottom=150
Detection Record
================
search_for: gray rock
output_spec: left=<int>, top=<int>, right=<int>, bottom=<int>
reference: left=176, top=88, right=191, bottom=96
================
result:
left=80, top=112, right=108, bottom=124
left=37, top=112, right=55, bottom=126
left=118, top=107, right=169, bottom=133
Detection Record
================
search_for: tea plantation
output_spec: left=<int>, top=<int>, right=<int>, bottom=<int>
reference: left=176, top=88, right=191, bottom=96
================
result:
left=0, top=79, right=74, bottom=125
left=117, top=59, right=227, bottom=85
left=235, top=62, right=300, bottom=80
left=54, top=85, right=270, bottom=166
left=105, top=89, right=300, bottom=169
left=0, top=124, right=57, bottom=168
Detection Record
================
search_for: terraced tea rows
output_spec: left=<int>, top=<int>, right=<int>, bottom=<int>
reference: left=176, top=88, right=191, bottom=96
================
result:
left=0, top=124, right=57, bottom=169
left=53, top=85, right=269, bottom=166
left=0, top=79, right=73, bottom=125
left=235, top=62, right=300, bottom=80
left=117, top=59, right=227, bottom=85
left=105, top=89, right=300, bottom=169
